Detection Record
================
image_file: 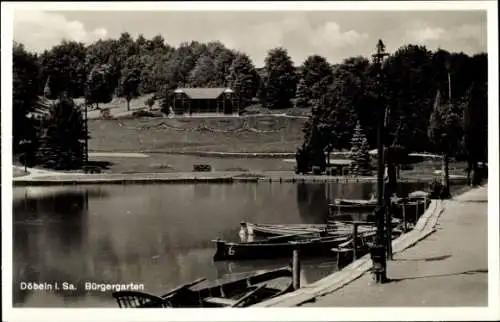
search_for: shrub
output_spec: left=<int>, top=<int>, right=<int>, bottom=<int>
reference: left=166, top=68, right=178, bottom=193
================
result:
left=132, top=110, right=156, bottom=118
left=145, top=96, right=155, bottom=109
left=100, top=108, right=112, bottom=119
left=312, top=166, right=322, bottom=175
left=401, top=164, right=413, bottom=170
left=193, top=164, right=212, bottom=172
left=295, top=146, right=310, bottom=174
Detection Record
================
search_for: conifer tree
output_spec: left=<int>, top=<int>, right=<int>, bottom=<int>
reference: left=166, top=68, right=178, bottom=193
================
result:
left=36, top=95, right=87, bottom=170
left=295, top=77, right=309, bottom=109
left=349, top=121, right=372, bottom=176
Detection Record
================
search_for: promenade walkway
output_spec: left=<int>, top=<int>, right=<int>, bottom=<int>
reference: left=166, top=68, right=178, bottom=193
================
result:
left=303, top=185, right=489, bottom=307
left=12, top=165, right=468, bottom=186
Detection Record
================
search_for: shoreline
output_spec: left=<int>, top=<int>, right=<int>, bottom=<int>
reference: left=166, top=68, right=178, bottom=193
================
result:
left=12, top=169, right=469, bottom=186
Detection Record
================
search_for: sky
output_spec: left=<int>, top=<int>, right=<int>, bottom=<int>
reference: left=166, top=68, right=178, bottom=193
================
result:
left=12, top=9, right=487, bottom=67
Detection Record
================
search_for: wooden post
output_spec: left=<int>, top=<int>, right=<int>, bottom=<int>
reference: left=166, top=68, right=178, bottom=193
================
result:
left=292, top=248, right=301, bottom=290
left=415, top=200, right=419, bottom=223
left=386, top=206, right=393, bottom=260
left=352, top=223, right=359, bottom=260
left=402, top=203, right=407, bottom=232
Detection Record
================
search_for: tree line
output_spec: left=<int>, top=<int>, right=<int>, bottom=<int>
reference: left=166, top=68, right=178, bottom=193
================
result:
left=295, top=41, right=487, bottom=186
left=13, top=34, right=487, bottom=173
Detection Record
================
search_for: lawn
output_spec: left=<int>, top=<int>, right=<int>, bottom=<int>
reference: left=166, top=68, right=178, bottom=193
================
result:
left=83, top=106, right=469, bottom=178
left=88, top=115, right=307, bottom=154
left=86, top=150, right=467, bottom=178
left=87, top=153, right=297, bottom=173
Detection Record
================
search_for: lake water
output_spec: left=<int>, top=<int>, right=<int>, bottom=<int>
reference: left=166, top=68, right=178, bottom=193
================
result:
left=12, top=181, right=432, bottom=307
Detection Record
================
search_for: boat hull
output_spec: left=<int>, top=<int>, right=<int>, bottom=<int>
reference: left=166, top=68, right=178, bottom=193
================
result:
left=243, top=222, right=362, bottom=238
left=114, top=268, right=294, bottom=308
left=213, top=236, right=350, bottom=261
left=169, top=267, right=294, bottom=307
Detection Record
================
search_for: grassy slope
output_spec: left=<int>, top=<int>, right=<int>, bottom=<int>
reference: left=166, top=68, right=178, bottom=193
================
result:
left=88, top=115, right=307, bottom=154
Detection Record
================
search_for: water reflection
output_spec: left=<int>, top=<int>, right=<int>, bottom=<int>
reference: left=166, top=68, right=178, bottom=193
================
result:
left=13, top=181, right=432, bottom=307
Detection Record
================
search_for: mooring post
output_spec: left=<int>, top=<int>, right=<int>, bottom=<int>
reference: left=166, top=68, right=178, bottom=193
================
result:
left=292, top=248, right=301, bottom=290
left=402, top=203, right=407, bottom=232
left=352, top=223, right=358, bottom=260
left=386, top=207, right=393, bottom=260
left=415, top=200, right=419, bottom=223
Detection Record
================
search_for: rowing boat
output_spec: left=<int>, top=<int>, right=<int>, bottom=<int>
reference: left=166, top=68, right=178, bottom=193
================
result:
left=240, top=221, right=376, bottom=238
left=112, top=267, right=293, bottom=308
left=329, top=198, right=378, bottom=212
left=213, top=234, right=351, bottom=261
left=240, top=221, right=355, bottom=237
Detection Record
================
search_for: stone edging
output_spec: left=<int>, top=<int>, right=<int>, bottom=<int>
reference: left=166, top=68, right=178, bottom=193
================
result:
left=254, top=199, right=445, bottom=307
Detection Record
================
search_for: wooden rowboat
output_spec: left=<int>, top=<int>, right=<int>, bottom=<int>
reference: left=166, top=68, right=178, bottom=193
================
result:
left=408, top=190, right=431, bottom=200
left=213, top=234, right=351, bottom=261
left=240, top=221, right=375, bottom=238
left=329, top=199, right=378, bottom=212
left=112, top=267, right=293, bottom=308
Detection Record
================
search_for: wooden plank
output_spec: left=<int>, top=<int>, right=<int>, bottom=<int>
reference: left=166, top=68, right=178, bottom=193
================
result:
left=204, top=297, right=238, bottom=306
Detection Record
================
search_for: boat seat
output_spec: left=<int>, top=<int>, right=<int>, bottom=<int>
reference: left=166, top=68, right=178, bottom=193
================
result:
left=203, top=297, right=238, bottom=306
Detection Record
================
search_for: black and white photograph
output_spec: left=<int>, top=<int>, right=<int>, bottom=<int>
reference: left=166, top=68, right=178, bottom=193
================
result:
left=1, top=1, right=498, bottom=321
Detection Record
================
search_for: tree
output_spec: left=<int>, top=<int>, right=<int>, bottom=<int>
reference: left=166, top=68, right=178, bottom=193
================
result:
left=300, top=55, right=333, bottom=100
left=188, top=54, right=216, bottom=87
left=213, top=48, right=236, bottom=86
left=43, top=76, right=53, bottom=99
left=119, top=67, right=141, bottom=111
left=39, top=40, right=87, bottom=98
left=36, top=95, right=87, bottom=170
left=384, top=45, right=436, bottom=152
left=462, top=82, right=488, bottom=185
left=295, top=78, right=309, bottom=109
left=349, top=121, right=372, bottom=176
left=12, top=42, right=43, bottom=164
left=227, top=52, right=260, bottom=108
left=298, top=76, right=358, bottom=168
left=85, top=64, right=114, bottom=109
left=428, top=90, right=463, bottom=197
left=262, top=47, right=297, bottom=109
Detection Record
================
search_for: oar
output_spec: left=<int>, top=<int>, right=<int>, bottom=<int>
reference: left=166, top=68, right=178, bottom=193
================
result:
left=230, top=284, right=268, bottom=307
left=160, top=277, right=206, bottom=299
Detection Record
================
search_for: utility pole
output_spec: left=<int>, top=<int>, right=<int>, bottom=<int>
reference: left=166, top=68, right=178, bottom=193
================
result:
left=83, top=101, right=89, bottom=165
left=446, top=61, right=452, bottom=101
left=370, top=39, right=389, bottom=283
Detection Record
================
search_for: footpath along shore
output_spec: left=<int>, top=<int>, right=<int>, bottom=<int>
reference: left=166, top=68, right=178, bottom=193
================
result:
left=11, top=166, right=468, bottom=186
left=255, top=184, right=488, bottom=307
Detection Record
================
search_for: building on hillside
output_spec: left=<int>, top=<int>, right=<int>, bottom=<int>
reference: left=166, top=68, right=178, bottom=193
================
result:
left=172, top=87, right=238, bottom=116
